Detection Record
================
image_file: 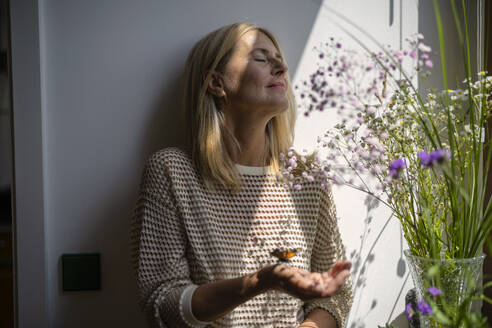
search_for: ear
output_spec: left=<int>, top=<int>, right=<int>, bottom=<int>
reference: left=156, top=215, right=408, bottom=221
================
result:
left=207, top=71, right=226, bottom=98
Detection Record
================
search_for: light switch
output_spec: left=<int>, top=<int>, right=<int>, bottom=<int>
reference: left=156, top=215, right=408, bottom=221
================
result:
left=62, top=253, right=101, bottom=291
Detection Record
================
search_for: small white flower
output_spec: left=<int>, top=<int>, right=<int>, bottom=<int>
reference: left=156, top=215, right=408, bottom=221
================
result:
left=418, top=43, right=431, bottom=52
left=361, top=150, right=371, bottom=160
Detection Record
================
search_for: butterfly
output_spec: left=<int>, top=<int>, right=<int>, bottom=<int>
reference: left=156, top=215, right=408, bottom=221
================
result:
left=270, top=248, right=301, bottom=262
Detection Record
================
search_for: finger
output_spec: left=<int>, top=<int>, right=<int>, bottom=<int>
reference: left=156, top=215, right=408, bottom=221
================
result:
left=321, top=270, right=350, bottom=297
left=334, top=269, right=350, bottom=285
left=322, top=264, right=350, bottom=282
left=332, top=261, right=351, bottom=273
left=339, top=261, right=352, bottom=271
left=321, top=270, right=349, bottom=295
left=328, top=261, right=352, bottom=277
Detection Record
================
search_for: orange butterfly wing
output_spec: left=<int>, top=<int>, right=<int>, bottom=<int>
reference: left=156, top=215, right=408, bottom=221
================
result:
left=270, top=248, right=300, bottom=262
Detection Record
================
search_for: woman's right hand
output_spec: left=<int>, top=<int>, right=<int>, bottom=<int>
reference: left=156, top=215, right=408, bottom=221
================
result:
left=257, top=261, right=351, bottom=302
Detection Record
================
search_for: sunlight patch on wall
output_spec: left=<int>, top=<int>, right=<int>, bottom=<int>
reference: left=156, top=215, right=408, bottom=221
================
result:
left=292, top=1, right=418, bottom=326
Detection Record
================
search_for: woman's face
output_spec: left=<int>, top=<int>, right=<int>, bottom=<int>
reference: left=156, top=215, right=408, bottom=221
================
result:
left=214, top=30, right=289, bottom=122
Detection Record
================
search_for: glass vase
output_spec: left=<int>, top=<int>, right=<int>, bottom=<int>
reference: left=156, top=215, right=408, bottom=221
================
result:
left=404, top=250, right=485, bottom=327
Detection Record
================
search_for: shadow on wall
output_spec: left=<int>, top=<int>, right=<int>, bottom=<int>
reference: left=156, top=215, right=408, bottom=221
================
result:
left=143, top=71, right=188, bottom=156
left=347, top=194, right=410, bottom=328
left=112, top=70, right=187, bottom=320
left=54, top=62, right=187, bottom=327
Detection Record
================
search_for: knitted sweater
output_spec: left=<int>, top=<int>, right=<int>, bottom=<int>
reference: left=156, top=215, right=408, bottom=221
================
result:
left=131, top=148, right=353, bottom=328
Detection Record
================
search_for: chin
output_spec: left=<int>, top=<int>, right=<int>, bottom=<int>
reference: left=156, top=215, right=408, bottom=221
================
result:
left=270, top=95, right=289, bottom=109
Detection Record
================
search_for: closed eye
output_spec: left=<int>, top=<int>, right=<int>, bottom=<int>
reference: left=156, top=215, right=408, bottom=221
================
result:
left=254, top=58, right=267, bottom=62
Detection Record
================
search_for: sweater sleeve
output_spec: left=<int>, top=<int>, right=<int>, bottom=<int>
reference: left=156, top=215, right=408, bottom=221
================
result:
left=303, top=186, right=353, bottom=328
left=131, top=153, right=196, bottom=328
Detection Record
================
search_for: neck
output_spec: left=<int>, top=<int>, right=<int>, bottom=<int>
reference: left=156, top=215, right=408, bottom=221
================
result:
left=224, top=115, right=270, bottom=167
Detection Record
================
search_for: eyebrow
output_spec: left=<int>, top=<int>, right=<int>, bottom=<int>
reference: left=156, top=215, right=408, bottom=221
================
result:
left=251, top=47, right=283, bottom=59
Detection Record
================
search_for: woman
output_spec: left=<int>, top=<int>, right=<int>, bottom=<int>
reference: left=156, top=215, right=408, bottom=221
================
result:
left=131, top=22, right=353, bottom=328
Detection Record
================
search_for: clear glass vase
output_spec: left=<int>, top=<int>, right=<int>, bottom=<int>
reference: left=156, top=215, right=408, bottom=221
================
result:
left=404, top=250, right=485, bottom=327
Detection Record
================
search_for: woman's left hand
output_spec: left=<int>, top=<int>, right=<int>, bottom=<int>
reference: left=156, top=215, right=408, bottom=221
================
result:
left=258, top=260, right=351, bottom=302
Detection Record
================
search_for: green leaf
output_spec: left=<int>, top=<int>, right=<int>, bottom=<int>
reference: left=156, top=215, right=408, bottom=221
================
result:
left=427, top=264, right=440, bottom=278
left=433, top=309, right=453, bottom=325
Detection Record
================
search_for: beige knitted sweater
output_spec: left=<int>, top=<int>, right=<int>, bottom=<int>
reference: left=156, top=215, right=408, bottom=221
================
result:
left=131, top=148, right=353, bottom=328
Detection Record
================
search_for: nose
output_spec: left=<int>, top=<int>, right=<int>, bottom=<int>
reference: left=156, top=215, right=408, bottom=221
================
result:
left=272, top=59, right=287, bottom=76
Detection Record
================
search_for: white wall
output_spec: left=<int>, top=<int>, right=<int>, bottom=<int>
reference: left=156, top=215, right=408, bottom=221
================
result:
left=293, top=1, right=418, bottom=327
left=10, top=0, right=473, bottom=327
left=12, top=1, right=321, bottom=327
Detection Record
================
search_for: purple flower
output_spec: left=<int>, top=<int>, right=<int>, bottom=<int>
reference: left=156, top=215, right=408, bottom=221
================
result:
left=405, top=303, right=414, bottom=320
left=389, top=158, right=406, bottom=178
left=419, top=149, right=450, bottom=167
left=417, top=299, right=432, bottom=315
left=331, top=175, right=343, bottom=185
left=418, top=151, right=432, bottom=167
left=428, top=286, right=442, bottom=296
left=430, top=149, right=450, bottom=164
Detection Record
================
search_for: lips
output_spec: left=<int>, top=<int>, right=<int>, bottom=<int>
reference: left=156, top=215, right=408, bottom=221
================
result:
left=267, top=81, right=286, bottom=89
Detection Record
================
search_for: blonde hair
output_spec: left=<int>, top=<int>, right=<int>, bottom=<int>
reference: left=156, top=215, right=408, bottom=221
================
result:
left=182, top=22, right=296, bottom=190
